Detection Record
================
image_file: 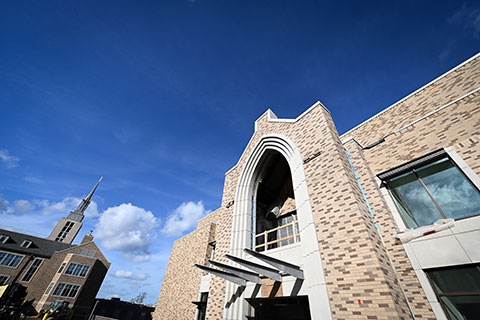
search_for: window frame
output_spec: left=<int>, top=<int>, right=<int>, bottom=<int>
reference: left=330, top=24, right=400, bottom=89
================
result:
left=51, top=282, right=81, bottom=299
left=0, top=235, right=9, bottom=244
left=425, top=264, right=480, bottom=320
left=0, top=275, right=9, bottom=285
left=0, top=251, right=25, bottom=268
left=45, top=281, right=55, bottom=295
left=21, top=258, right=43, bottom=283
left=64, top=263, right=90, bottom=277
left=21, top=240, right=32, bottom=248
left=57, top=262, right=66, bottom=274
left=55, top=221, right=75, bottom=242
left=380, top=149, right=480, bottom=229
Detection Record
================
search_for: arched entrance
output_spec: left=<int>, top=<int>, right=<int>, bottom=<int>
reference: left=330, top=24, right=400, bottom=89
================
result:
left=226, top=134, right=332, bottom=320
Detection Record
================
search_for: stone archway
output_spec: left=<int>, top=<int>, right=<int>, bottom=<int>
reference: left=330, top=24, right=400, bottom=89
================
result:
left=225, top=134, right=332, bottom=320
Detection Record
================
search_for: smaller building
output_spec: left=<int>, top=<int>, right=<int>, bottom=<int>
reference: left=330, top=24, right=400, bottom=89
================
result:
left=0, top=178, right=110, bottom=318
left=90, top=297, right=154, bottom=320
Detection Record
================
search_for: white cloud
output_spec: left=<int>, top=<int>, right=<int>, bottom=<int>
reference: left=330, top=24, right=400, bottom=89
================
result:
left=161, top=201, right=210, bottom=237
left=112, top=270, right=150, bottom=281
left=0, top=150, right=19, bottom=168
left=13, top=200, right=34, bottom=214
left=94, top=203, right=158, bottom=261
left=34, top=197, right=99, bottom=218
left=0, top=196, right=8, bottom=214
left=24, top=176, right=43, bottom=184
left=448, top=4, right=480, bottom=38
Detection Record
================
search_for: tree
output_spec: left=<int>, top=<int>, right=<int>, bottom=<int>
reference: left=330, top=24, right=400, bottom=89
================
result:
left=130, top=292, right=147, bottom=304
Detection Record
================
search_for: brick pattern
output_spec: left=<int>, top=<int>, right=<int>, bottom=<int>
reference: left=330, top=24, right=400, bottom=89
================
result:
left=339, top=55, right=480, bottom=320
left=201, top=105, right=412, bottom=319
left=154, top=54, right=480, bottom=319
left=32, top=241, right=110, bottom=317
left=152, top=223, right=216, bottom=320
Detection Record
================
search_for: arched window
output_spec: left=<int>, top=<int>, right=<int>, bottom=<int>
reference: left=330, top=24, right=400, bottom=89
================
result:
left=254, top=151, right=300, bottom=252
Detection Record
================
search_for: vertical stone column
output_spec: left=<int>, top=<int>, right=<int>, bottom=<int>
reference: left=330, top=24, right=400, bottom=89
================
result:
left=305, top=107, right=411, bottom=319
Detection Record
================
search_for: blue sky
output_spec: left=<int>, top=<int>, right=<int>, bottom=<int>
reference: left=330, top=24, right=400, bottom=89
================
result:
left=0, top=0, right=479, bottom=304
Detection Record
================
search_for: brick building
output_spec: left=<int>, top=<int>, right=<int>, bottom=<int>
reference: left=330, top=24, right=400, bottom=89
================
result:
left=89, top=297, right=154, bottom=320
left=0, top=178, right=110, bottom=318
left=153, top=52, right=480, bottom=320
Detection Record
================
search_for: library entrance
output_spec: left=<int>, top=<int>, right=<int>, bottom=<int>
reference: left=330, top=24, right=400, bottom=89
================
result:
left=246, top=296, right=311, bottom=320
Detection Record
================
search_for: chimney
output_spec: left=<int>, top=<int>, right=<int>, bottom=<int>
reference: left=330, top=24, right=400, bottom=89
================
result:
left=81, top=230, right=94, bottom=244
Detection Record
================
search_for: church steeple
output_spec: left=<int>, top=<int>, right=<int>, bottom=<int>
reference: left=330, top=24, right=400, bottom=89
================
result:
left=67, top=176, right=103, bottom=222
left=48, top=177, right=103, bottom=244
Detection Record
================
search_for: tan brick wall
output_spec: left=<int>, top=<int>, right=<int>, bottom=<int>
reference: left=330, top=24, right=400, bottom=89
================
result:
left=154, top=54, right=480, bottom=319
left=152, top=223, right=216, bottom=320
left=30, top=241, right=110, bottom=316
left=200, top=104, right=412, bottom=319
left=336, top=54, right=480, bottom=319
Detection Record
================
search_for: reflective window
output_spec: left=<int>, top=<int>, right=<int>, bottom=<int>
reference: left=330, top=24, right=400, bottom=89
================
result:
left=21, top=258, right=43, bottom=282
left=385, top=156, right=480, bottom=228
left=52, top=283, right=80, bottom=298
left=65, top=263, right=90, bottom=277
left=426, top=265, right=480, bottom=319
left=0, top=252, right=23, bottom=268
left=45, top=282, right=55, bottom=295
left=0, top=275, right=9, bottom=285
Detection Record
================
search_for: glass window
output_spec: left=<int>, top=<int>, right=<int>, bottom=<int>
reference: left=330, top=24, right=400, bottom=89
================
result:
left=21, top=240, right=32, bottom=248
left=52, top=283, right=80, bottom=298
left=65, top=263, right=90, bottom=277
left=58, top=262, right=66, bottom=274
left=426, top=265, right=480, bottom=320
left=196, top=292, right=208, bottom=320
left=385, top=156, right=480, bottom=228
left=0, top=275, right=9, bottom=285
left=0, top=252, right=23, bottom=268
left=0, top=235, right=9, bottom=244
left=45, top=282, right=55, bottom=295
left=21, top=258, right=43, bottom=282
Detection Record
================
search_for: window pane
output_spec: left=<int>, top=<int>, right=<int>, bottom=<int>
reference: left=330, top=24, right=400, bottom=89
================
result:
left=2, top=254, right=14, bottom=266
left=11, top=255, right=22, bottom=267
left=69, top=285, right=79, bottom=298
left=80, top=265, right=89, bottom=277
left=389, top=172, right=443, bottom=227
left=439, top=295, right=480, bottom=320
left=256, top=235, right=264, bottom=246
left=53, top=283, right=65, bottom=296
left=419, top=159, right=480, bottom=220
left=45, top=282, right=55, bottom=294
left=428, top=266, right=480, bottom=293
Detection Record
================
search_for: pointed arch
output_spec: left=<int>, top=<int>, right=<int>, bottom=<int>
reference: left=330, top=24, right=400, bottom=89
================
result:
left=225, top=134, right=332, bottom=320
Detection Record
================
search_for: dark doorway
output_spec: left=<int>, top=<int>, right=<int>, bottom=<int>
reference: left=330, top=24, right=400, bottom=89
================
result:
left=246, top=296, right=311, bottom=320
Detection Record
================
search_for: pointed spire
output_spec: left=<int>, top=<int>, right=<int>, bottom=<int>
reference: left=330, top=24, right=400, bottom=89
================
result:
left=68, top=176, right=103, bottom=221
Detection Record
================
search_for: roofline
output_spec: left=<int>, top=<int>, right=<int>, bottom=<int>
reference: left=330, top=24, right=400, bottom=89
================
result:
left=174, top=221, right=216, bottom=243
left=340, top=51, right=480, bottom=137
left=225, top=101, right=328, bottom=175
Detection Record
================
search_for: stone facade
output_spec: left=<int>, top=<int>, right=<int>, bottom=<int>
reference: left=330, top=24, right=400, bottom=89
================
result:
left=153, top=52, right=480, bottom=320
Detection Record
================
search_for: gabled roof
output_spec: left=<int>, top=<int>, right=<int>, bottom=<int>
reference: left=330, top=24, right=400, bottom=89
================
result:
left=0, top=228, right=74, bottom=258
